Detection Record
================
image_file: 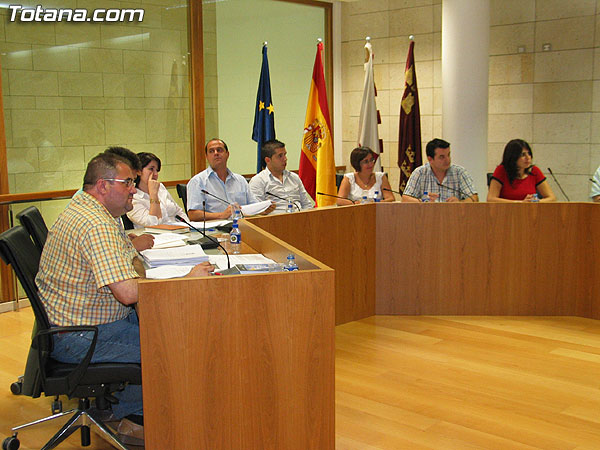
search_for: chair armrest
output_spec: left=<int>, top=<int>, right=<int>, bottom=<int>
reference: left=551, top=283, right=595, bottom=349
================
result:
left=35, top=326, right=98, bottom=397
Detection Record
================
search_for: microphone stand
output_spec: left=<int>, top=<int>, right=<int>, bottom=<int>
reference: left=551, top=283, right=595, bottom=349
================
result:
left=317, top=192, right=355, bottom=204
left=435, top=181, right=470, bottom=201
left=201, top=189, right=244, bottom=219
left=201, top=189, right=231, bottom=206
left=383, top=187, right=402, bottom=195
left=176, top=215, right=230, bottom=269
left=265, top=191, right=301, bottom=211
left=547, top=168, right=570, bottom=201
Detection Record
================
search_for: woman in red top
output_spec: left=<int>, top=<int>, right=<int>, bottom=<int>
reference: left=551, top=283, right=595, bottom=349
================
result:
left=487, top=139, right=556, bottom=202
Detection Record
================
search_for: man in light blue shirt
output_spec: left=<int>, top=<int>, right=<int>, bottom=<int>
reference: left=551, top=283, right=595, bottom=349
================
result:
left=187, top=138, right=275, bottom=220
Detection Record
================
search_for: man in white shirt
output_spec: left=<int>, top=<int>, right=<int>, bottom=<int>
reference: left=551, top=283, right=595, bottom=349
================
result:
left=249, top=140, right=314, bottom=213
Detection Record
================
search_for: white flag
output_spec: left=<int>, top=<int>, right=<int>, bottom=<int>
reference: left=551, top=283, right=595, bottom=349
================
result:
left=358, top=41, right=381, bottom=171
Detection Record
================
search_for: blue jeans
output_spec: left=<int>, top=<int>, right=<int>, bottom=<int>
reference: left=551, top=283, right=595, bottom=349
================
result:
left=51, top=309, right=142, bottom=419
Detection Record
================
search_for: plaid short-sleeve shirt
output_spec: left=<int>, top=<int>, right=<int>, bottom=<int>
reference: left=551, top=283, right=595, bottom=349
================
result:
left=36, top=192, right=139, bottom=326
left=403, top=163, right=477, bottom=201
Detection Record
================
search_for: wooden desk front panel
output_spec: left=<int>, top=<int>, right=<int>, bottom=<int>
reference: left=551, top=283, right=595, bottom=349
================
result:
left=249, top=205, right=377, bottom=325
left=138, top=270, right=335, bottom=449
left=376, top=203, right=596, bottom=316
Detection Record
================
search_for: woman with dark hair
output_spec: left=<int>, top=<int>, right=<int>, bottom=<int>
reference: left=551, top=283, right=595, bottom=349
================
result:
left=487, top=139, right=556, bottom=202
left=127, top=152, right=189, bottom=227
left=336, top=146, right=395, bottom=205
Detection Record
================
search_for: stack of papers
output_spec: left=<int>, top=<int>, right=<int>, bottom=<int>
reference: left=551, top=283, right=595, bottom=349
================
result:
left=141, top=244, right=209, bottom=267
left=145, top=265, right=195, bottom=279
left=151, top=233, right=187, bottom=249
left=209, top=254, right=276, bottom=270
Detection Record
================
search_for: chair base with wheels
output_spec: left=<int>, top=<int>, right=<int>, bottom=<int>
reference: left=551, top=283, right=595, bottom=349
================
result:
left=3, top=396, right=129, bottom=450
left=0, top=226, right=142, bottom=450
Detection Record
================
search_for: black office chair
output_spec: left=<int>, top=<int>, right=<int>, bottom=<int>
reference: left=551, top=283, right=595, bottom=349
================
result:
left=120, top=214, right=135, bottom=230
left=176, top=183, right=188, bottom=213
left=335, top=174, right=344, bottom=190
left=16, top=206, right=48, bottom=252
left=487, top=172, right=493, bottom=187
left=0, top=226, right=141, bottom=450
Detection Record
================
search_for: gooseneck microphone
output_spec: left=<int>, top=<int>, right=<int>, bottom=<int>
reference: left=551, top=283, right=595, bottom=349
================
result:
left=265, top=191, right=301, bottom=211
left=435, top=181, right=470, bottom=200
left=317, top=192, right=355, bottom=204
left=201, top=189, right=231, bottom=205
left=175, top=215, right=230, bottom=269
left=547, top=167, right=570, bottom=201
left=383, top=187, right=402, bottom=195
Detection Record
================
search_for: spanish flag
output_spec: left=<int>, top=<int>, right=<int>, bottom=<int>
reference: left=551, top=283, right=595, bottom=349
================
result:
left=299, top=41, right=336, bottom=207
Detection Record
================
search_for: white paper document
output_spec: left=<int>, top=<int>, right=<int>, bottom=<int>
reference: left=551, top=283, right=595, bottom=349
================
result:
left=241, top=200, right=272, bottom=216
left=145, top=265, right=195, bottom=279
left=150, top=233, right=188, bottom=249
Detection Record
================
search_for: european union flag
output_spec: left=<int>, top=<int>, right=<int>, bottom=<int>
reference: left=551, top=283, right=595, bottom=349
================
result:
left=252, top=44, right=275, bottom=173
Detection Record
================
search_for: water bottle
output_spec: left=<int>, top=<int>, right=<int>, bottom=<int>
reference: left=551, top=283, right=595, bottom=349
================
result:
left=232, top=208, right=242, bottom=221
left=229, top=223, right=241, bottom=254
left=284, top=253, right=299, bottom=271
left=374, top=190, right=381, bottom=203
left=422, top=191, right=430, bottom=203
left=361, top=195, right=368, bottom=204
left=531, top=193, right=539, bottom=203
left=287, top=200, right=294, bottom=213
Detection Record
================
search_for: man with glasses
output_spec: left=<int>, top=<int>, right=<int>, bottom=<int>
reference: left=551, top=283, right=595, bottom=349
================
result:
left=187, top=138, right=276, bottom=220
left=402, top=138, right=479, bottom=203
left=36, top=153, right=212, bottom=445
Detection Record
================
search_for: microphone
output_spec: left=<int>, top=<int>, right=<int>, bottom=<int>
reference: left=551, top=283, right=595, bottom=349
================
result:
left=435, top=181, right=469, bottom=200
left=547, top=167, right=570, bottom=201
left=175, top=215, right=230, bottom=269
left=317, top=192, right=355, bottom=204
left=265, top=191, right=301, bottom=211
left=383, top=187, right=402, bottom=195
left=201, top=189, right=231, bottom=206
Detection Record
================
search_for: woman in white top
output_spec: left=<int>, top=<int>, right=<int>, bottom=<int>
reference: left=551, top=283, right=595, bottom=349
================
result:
left=127, top=152, right=189, bottom=228
left=337, top=147, right=395, bottom=205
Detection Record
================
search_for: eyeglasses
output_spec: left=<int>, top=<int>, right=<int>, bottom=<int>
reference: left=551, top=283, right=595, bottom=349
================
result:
left=360, top=158, right=376, bottom=165
left=104, top=178, right=135, bottom=188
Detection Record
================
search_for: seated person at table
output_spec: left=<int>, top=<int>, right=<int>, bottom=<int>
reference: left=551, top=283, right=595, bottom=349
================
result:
left=402, top=138, right=479, bottom=203
left=590, top=164, right=600, bottom=202
left=127, top=152, right=189, bottom=228
left=187, top=138, right=275, bottom=220
left=73, top=146, right=154, bottom=251
left=336, top=146, right=395, bottom=205
left=249, top=139, right=314, bottom=213
left=36, top=153, right=213, bottom=444
left=487, top=139, right=556, bottom=203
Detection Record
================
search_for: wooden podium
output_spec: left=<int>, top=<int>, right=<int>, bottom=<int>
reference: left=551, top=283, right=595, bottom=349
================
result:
left=137, top=220, right=335, bottom=449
